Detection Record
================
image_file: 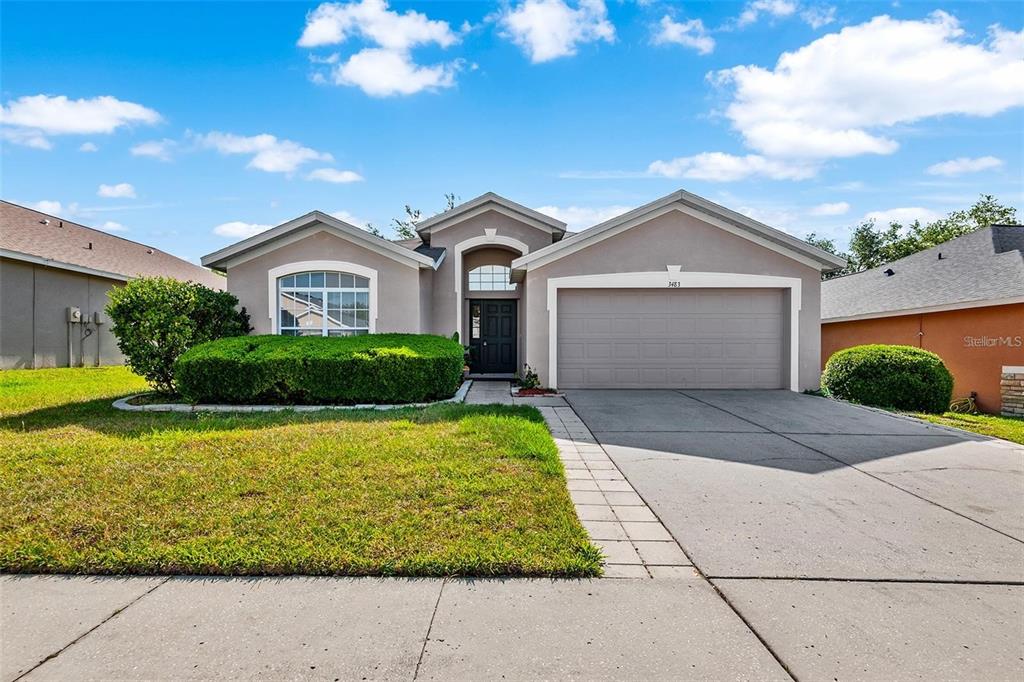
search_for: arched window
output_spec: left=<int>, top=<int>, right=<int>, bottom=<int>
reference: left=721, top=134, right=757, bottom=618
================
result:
left=277, top=271, right=370, bottom=336
left=468, top=264, right=516, bottom=291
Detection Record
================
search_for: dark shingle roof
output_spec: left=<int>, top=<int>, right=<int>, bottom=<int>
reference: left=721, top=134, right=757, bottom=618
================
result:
left=393, top=236, right=445, bottom=265
left=821, top=225, right=1024, bottom=320
left=1, top=200, right=223, bottom=288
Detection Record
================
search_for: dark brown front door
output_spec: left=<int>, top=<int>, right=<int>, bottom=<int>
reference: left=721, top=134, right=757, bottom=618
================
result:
left=469, top=300, right=517, bottom=374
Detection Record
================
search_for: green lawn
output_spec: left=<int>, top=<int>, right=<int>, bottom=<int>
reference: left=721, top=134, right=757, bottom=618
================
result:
left=912, top=411, right=1024, bottom=445
left=0, top=367, right=600, bottom=577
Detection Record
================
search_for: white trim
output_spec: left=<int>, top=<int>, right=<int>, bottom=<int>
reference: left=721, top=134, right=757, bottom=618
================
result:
left=823, top=296, right=1024, bottom=323
left=453, top=234, right=529, bottom=340
left=267, top=260, right=379, bottom=334
left=511, top=190, right=846, bottom=272
left=1003, top=366, right=1024, bottom=374
left=203, top=211, right=435, bottom=270
left=415, top=192, right=565, bottom=236
left=545, top=270, right=803, bottom=392
left=1, top=248, right=130, bottom=281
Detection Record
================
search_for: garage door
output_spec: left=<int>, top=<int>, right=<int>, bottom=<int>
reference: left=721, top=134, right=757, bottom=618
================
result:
left=557, top=288, right=784, bottom=389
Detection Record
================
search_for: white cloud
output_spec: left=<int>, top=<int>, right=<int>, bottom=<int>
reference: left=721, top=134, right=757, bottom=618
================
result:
left=299, top=0, right=461, bottom=96
left=735, top=204, right=798, bottom=229
left=737, top=0, right=796, bottom=27
left=800, top=5, right=836, bottom=29
left=213, top=221, right=273, bottom=239
left=0, top=94, right=160, bottom=148
left=99, top=221, right=127, bottom=232
left=926, top=155, right=1004, bottom=177
left=830, top=180, right=866, bottom=191
left=652, top=16, right=714, bottom=55
left=713, top=13, right=1024, bottom=160
left=194, top=131, right=332, bottom=173
left=330, top=210, right=369, bottom=226
left=498, top=0, right=615, bottom=63
left=534, top=204, right=633, bottom=231
left=648, top=152, right=818, bottom=181
left=79, top=142, right=99, bottom=152
left=333, top=48, right=459, bottom=96
left=131, top=138, right=177, bottom=161
left=28, top=200, right=64, bottom=215
left=97, top=183, right=136, bottom=199
left=299, top=0, right=457, bottom=49
left=864, top=207, right=943, bottom=226
left=809, top=201, right=850, bottom=216
left=307, top=168, right=365, bottom=183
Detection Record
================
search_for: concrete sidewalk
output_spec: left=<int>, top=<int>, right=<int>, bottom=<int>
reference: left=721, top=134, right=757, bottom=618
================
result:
left=2, top=574, right=786, bottom=681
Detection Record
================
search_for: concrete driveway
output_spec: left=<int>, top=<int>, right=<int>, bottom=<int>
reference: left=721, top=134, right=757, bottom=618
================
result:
left=565, top=389, right=1024, bottom=679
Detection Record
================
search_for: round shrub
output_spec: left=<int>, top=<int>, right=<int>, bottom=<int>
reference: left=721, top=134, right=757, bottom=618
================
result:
left=174, top=334, right=464, bottom=405
left=106, top=277, right=250, bottom=394
left=822, top=344, right=954, bottom=414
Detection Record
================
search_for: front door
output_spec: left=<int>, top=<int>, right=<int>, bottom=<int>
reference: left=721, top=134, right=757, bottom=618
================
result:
left=469, top=300, right=517, bottom=374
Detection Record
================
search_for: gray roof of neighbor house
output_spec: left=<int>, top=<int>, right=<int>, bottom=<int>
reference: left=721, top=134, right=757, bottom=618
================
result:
left=0, top=200, right=224, bottom=288
left=821, top=225, right=1024, bottom=321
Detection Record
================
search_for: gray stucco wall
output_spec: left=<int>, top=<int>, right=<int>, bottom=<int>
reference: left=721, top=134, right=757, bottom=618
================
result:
left=522, top=210, right=824, bottom=390
left=425, top=210, right=556, bottom=340
left=225, top=228, right=423, bottom=335
left=0, top=257, right=124, bottom=369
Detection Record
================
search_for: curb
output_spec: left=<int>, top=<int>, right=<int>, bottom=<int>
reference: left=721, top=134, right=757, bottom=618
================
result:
left=112, top=380, right=473, bottom=414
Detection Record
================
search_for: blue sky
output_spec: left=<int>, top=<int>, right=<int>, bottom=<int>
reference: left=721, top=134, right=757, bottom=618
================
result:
left=2, top=0, right=1022, bottom=263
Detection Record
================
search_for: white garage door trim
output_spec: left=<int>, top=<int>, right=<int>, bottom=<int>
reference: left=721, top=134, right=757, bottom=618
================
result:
left=547, top=269, right=802, bottom=391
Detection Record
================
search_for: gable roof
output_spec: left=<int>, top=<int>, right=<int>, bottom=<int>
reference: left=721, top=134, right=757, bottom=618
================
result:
left=0, top=200, right=223, bottom=288
left=822, top=225, right=1024, bottom=321
left=414, top=192, right=566, bottom=237
left=201, top=211, right=439, bottom=270
left=510, top=189, right=847, bottom=273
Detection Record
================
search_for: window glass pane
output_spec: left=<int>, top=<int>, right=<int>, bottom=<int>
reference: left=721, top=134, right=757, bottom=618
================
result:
left=325, top=272, right=340, bottom=288
left=354, top=276, right=369, bottom=288
left=278, top=270, right=371, bottom=336
left=342, top=292, right=355, bottom=309
left=355, top=310, right=369, bottom=328
left=296, top=272, right=310, bottom=288
left=310, top=272, right=325, bottom=288
left=342, top=311, right=356, bottom=328
left=340, top=274, right=354, bottom=288
left=327, top=291, right=341, bottom=307
left=281, top=275, right=295, bottom=287
left=355, top=292, right=369, bottom=309
left=468, top=265, right=515, bottom=291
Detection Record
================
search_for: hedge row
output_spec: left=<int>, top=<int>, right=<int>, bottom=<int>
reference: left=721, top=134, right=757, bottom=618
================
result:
left=174, top=334, right=464, bottom=405
left=821, top=344, right=953, bottom=414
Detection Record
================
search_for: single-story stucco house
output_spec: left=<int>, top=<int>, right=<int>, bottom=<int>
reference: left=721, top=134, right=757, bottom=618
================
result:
left=0, top=200, right=223, bottom=369
left=202, top=190, right=846, bottom=391
left=822, top=225, right=1024, bottom=413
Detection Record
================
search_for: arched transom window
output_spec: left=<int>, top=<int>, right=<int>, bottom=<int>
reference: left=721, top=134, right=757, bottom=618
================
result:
left=468, top=264, right=516, bottom=291
left=278, top=271, right=370, bottom=336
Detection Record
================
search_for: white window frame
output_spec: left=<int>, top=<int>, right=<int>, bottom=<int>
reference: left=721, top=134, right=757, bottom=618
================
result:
left=267, top=260, right=378, bottom=334
left=468, top=264, right=517, bottom=292
left=546, top=268, right=802, bottom=392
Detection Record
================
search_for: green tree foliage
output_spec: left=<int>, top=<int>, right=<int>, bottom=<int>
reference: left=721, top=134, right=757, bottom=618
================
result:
left=806, top=194, right=1019, bottom=279
left=106, top=277, right=251, bottom=394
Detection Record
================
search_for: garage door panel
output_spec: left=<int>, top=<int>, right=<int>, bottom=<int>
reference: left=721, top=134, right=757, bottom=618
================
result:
left=558, top=288, right=784, bottom=389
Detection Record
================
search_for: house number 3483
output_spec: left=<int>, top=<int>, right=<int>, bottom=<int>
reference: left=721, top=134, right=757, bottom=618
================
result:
left=667, top=281, right=681, bottom=288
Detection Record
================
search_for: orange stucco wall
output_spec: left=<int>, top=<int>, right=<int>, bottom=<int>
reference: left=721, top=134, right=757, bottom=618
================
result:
left=822, top=303, right=1024, bottom=413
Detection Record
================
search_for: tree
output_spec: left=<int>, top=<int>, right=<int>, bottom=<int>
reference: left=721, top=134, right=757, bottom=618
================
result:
left=106, top=277, right=251, bottom=394
left=803, top=233, right=848, bottom=280
left=806, top=194, right=1019, bottom=279
left=390, top=193, right=460, bottom=240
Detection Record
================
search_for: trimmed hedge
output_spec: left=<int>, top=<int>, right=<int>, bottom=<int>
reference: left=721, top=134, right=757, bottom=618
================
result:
left=821, top=344, right=954, bottom=414
left=174, top=334, right=464, bottom=405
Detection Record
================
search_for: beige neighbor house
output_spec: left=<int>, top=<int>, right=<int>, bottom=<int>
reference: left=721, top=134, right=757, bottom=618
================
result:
left=202, top=190, right=846, bottom=391
left=0, top=201, right=223, bottom=369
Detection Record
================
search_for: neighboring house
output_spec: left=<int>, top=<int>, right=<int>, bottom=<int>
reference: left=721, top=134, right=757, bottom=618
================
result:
left=203, top=190, right=844, bottom=391
left=821, top=226, right=1024, bottom=413
left=0, top=201, right=223, bottom=369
